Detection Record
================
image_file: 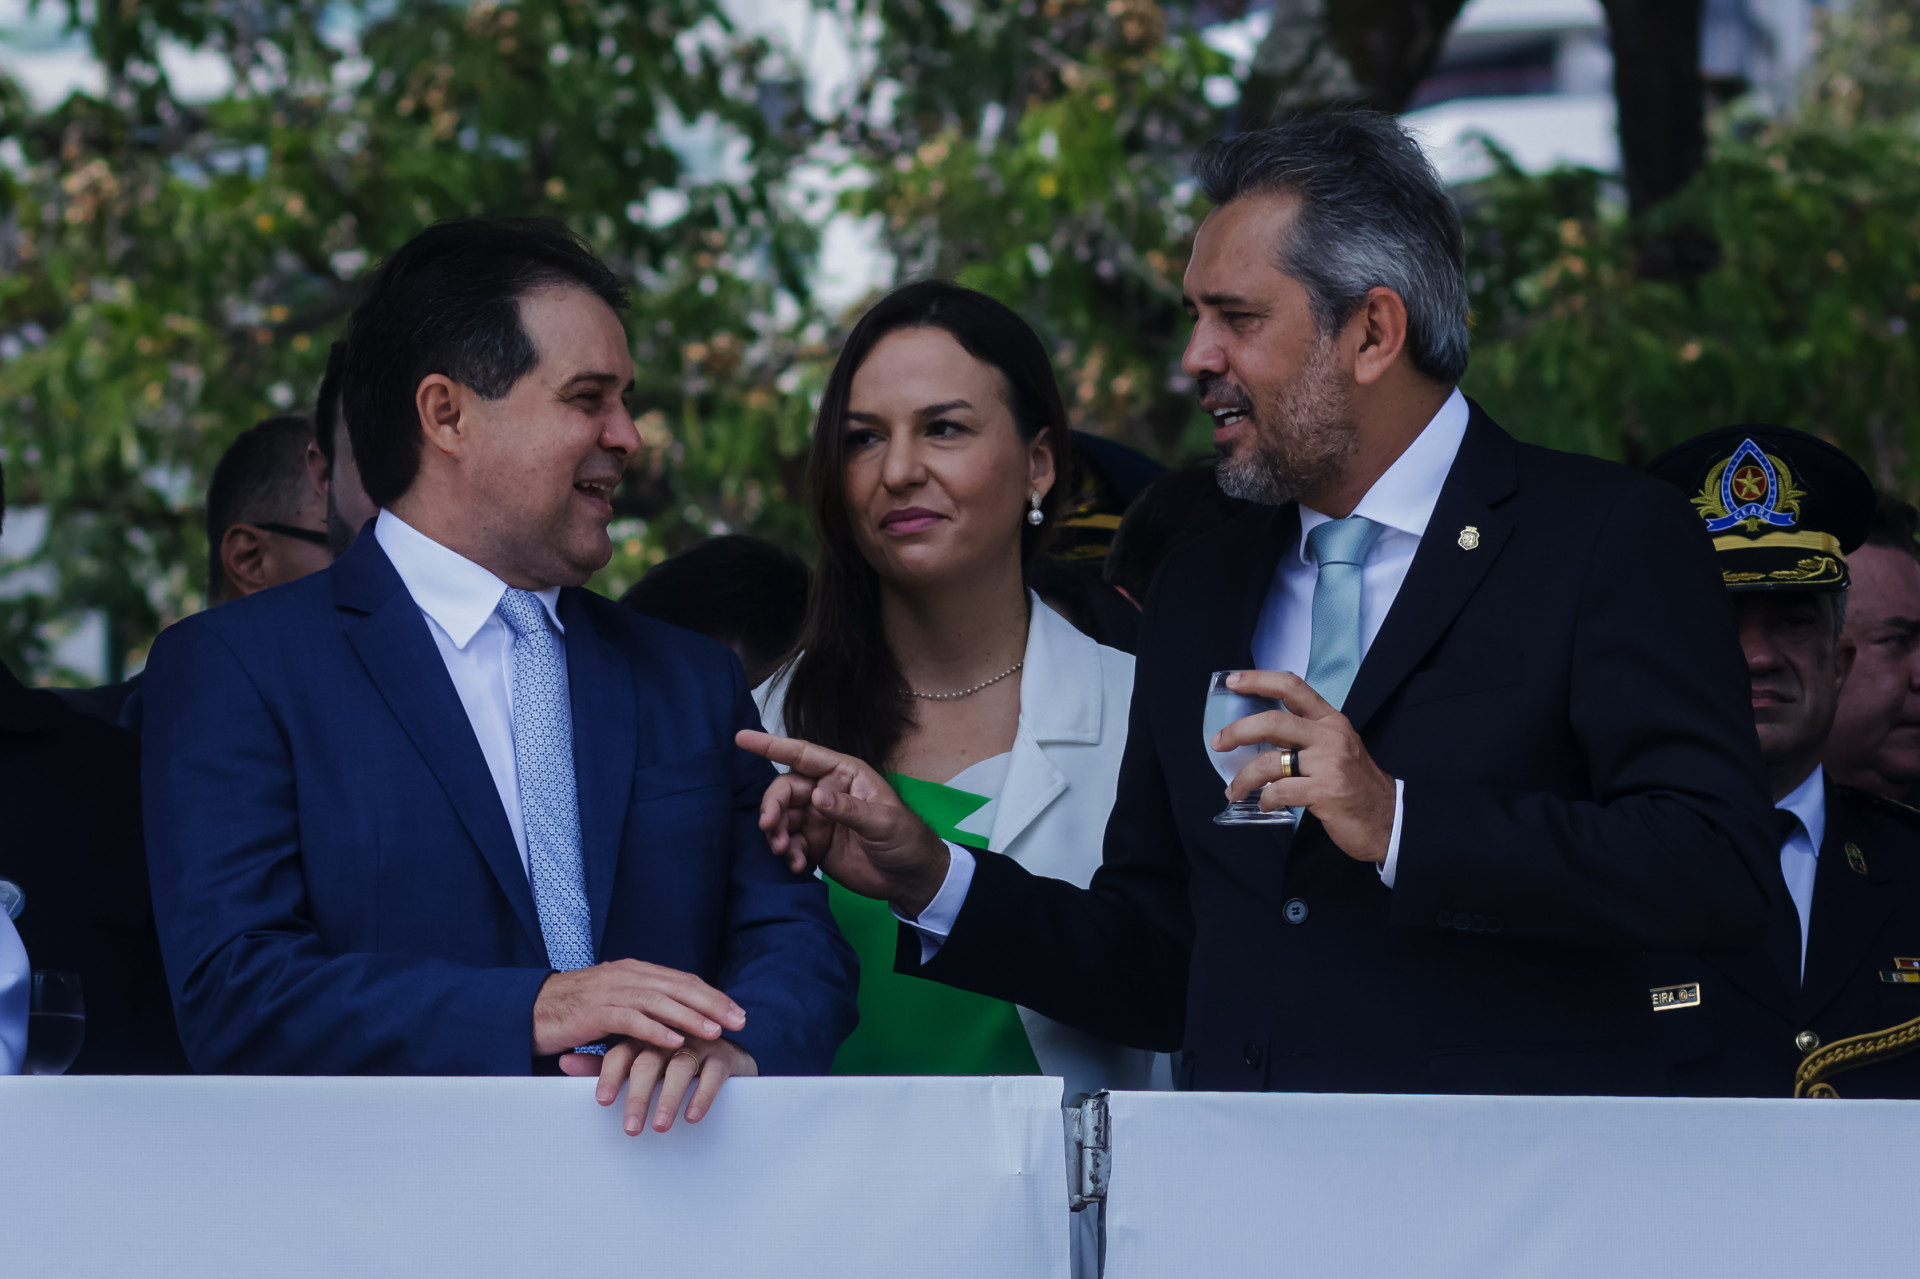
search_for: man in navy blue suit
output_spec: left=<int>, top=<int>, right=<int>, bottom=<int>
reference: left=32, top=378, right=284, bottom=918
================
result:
left=143, top=219, right=857, bottom=1134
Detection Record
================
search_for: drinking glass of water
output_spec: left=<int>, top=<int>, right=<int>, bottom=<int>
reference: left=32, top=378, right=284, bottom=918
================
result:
left=26, top=970, right=85, bottom=1076
left=1202, top=671, right=1296, bottom=827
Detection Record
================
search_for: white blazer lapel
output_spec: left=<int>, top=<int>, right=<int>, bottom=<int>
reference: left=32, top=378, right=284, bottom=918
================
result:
left=986, top=721, right=1067, bottom=854
left=983, top=595, right=1101, bottom=859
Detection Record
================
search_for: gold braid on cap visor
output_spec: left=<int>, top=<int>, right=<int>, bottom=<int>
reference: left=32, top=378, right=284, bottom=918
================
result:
left=1712, top=530, right=1842, bottom=556
left=1715, top=530, right=1846, bottom=587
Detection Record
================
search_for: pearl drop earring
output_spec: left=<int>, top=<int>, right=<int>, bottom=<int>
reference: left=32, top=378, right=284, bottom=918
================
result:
left=1027, top=492, right=1044, bottom=526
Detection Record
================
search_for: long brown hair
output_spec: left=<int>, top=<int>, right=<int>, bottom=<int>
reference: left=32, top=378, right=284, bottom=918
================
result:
left=781, top=280, right=1075, bottom=769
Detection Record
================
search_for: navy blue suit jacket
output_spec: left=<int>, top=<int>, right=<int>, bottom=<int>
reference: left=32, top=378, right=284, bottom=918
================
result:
left=142, top=533, right=857, bottom=1075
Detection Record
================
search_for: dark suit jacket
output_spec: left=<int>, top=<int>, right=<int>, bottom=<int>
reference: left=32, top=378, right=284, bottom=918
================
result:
left=0, top=662, right=188, bottom=1073
left=142, top=532, right=858, bottom=1075
left=1647, top=780, right=1920, bottom=1098
left=903, top=402, right=1776, bottom=1095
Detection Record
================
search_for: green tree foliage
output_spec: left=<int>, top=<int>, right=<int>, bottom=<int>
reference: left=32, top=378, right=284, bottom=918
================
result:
left=1461, top=125, right=1920, bottom=484
left=830, top=0, right=1233, bottom=456
left=4, top=0, right=1916, bottom=684
left=0, top=0, right=822, bottom=679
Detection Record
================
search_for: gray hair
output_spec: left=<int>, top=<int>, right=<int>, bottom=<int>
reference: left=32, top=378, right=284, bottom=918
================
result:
left=1193, top=112, right=1471, bottom=384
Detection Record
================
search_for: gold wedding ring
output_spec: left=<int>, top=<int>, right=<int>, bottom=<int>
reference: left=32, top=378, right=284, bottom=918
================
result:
left=1277, top=748, right=1300, bottom=780
left=669, top=1048, right=701, bottom=1068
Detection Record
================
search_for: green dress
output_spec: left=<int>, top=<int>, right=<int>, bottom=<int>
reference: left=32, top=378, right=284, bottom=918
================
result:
left=827, top=763, right=1041, bottom=1076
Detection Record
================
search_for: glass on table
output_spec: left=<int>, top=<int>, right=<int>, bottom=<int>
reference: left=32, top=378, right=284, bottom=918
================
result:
left=25, top=970, right=85, bottom=1076
left=1202, top=670, right=1297, bottom=827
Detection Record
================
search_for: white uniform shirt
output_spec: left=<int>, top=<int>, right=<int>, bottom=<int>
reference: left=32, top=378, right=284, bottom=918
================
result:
left=375, top=510, right=566, bottom=875
left=911, top=390, right=1470, bottom=944
left=1774, top=766, right=1826, bottom=981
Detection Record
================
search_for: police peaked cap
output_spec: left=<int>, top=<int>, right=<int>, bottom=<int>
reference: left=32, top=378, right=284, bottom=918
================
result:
left=1645, top=425, right=1873, bottom=594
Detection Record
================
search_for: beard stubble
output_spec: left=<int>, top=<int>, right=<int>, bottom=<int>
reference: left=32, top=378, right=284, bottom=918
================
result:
left=1213, top=335, right=1360, bottom=507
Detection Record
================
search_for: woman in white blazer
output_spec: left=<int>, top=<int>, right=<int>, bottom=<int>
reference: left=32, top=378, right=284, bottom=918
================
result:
left=753, top=280, right=1162, bottom=1099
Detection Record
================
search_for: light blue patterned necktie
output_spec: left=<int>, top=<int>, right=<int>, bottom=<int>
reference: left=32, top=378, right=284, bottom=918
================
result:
left=1303, top=515, right=1385, bottom=712
left=495, top=589, right=595, bottom=976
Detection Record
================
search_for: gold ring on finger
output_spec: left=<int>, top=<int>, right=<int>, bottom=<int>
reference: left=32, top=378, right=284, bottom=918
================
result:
left=1277, top=747, right=1300, bottom=779
left=669, top=1048, right=701, bottom=1068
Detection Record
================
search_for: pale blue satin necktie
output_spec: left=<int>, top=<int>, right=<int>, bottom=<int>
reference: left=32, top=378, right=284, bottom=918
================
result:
left=1293, top=516, right=1383, bottom=824
left=495, top=589, right=596, bottom=978
left=1304, top=515, right=1385, bottom=713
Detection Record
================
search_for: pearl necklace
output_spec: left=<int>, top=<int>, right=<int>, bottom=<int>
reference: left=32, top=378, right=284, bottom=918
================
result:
left=908, top=660, right=1024, bottom=701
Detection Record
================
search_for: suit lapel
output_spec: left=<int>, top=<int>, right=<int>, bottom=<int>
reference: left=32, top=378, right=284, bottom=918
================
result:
left=1341, top=407, right=1519, bottom=734
left=1799, top=785, right=1894, bottom=1023
left=561, top=591, right=637, bottom=959
left=340, top=556, right=544, bottom=954
left=1702, top=862, right=1800, bottom=1020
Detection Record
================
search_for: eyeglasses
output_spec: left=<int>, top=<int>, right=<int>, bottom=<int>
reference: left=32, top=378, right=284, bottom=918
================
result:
left=253, top=522, right=331, bottom=547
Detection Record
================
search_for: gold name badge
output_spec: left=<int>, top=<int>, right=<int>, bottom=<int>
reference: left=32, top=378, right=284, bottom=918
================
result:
left=1651, top=982, right=1703, bottom=1011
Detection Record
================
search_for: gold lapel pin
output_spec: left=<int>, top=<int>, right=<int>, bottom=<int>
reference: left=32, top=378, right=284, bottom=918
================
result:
left=1458, top=525, right=1481, bottom=550
left=1846, top=842, right=1868, bottom=875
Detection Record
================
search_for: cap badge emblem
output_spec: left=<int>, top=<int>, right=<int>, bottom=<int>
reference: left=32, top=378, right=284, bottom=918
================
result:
left=1693, top=437, right=1804, bottom=534
left=1457, top=525, right=1480, bottom=550
left=1846, top=842, right=1868, bottom=875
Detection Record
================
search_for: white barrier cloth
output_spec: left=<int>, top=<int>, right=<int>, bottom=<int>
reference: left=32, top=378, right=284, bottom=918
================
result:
left=1101, top=1090, right=1920, bottom=1278
left=0, top=1075, right=1067, bottom=1279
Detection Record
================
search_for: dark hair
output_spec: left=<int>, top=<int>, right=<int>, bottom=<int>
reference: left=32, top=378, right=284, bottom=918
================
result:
left=1864, top=490, right=1920, bottom=560
left=620, top=535, right=811, bottom=687
left=314, top=338, right=348, bottom=467
left=782, top=280, right=1075, bottom=768
left=1194, top=110, right=1470, bottom=383
left=205, top=414, right=317, bottom=599
left=340, top=218, right=630, bottom=507
left=1104, top=462, right=1251, bottom=601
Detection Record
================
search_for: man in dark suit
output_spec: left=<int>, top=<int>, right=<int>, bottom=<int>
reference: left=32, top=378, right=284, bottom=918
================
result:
left=1645, top=428, right=1920, bottom=1098
left=1823, top=493, right=1920, bottom=803
left=144, top=221, right=856, bottom=1132
left=741, top=112, right=1774, bottom=1096
left=0, top=461, right=188, bottom=1074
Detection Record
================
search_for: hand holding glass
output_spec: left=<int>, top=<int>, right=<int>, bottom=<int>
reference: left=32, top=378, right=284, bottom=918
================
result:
left=1203, top=671, right=1297, bottom=826
left=26, top=970, right=85, bottom=1076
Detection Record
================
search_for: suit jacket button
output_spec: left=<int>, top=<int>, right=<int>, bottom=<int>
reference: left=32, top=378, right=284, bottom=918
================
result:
left=1795, top=1030, right=1820, bottom=1053
left=1470, top=914, right=1488, bottom=931
left=1244, top=1042, right=1263, bottom=1069
left=1485, top=916, right=1503, bottom=933
left=1436, top=909, right=1453, bottom=927
left=1453, top=914, right=1473, bottom=931
left=1283, top=898, right=1309, bottom=925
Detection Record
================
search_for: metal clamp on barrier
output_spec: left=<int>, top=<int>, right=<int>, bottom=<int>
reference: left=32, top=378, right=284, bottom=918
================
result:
left=1065, top=1091, right=1111, bottom=1211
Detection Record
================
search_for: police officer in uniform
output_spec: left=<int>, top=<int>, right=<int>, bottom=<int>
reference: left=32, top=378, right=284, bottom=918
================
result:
left=1645, top=426, right=1920, bottom=1098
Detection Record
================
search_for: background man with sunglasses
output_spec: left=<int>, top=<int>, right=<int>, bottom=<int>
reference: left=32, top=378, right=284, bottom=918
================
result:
left=207, top=413, right=336, bottom=605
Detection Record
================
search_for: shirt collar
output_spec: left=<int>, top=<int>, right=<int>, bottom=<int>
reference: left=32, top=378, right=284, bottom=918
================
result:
left=1776, top=765, right=1827, bottom=856
left=374, top=510, right=564, bottom=649
left=1297, top=387, right=1470, bottom=564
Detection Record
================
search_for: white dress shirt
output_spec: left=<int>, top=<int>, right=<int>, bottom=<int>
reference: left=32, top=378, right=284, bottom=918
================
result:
left=1253, top=387, right=1471, bottom=887
left=908, top=390, right=1471, bottom=943
left=0, top=908, right=28, bottom=1075
left=375, top=510, right=565, bottom=875
left=1774, top=766, right=1826, bottom=982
